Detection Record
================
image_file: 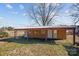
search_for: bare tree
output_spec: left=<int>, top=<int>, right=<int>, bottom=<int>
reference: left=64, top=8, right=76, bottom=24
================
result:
left=70, top=3, right=79, bottom=25
left=28, top=3, right=63, bottom=26
left=70, top=3, right=79, bottom=45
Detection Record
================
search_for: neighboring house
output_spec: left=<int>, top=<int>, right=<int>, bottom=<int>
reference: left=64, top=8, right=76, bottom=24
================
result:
left=75, top=26, right=79, bottom=36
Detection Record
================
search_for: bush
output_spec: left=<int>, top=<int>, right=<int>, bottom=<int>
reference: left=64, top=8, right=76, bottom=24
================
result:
left=0, top=32, right=8, bottom=38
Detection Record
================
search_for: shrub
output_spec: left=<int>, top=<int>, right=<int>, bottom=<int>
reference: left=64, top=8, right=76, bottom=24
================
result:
left=0, top=32, right=8, bottom=38
left=7, top=27, right=14, bottom=31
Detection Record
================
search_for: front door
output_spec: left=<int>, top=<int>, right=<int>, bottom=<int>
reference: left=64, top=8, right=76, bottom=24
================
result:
left=48, top=30, right=52, bottom=38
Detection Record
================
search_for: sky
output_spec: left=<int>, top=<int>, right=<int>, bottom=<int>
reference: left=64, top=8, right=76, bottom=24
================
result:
left=0, top=3, right=76, bottom=28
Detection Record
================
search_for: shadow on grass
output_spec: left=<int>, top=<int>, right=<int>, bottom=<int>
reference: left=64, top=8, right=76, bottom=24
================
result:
left=0, top=37, right=58, bottom=45
left=64, top=45, right=79, bottom=56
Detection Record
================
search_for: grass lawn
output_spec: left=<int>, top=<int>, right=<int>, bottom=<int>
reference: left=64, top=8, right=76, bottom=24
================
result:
left=0, top=37, right=79, bottom=56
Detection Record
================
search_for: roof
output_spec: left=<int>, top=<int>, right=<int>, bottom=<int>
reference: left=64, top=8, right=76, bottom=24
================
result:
left=14, top=25, right=76, bottom=30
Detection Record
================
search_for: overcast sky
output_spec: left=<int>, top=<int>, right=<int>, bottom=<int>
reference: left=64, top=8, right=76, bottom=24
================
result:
left=0, top=3, right=77, bottom=28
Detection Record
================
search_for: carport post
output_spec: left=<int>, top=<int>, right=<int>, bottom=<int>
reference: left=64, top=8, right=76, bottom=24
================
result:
left=73, top=28, right=76, bottom=45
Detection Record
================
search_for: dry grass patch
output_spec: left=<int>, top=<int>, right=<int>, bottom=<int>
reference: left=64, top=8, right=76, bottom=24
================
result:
left=0, top=42, right=68, bottom=56
left=0, top=37, right=79, bottom=56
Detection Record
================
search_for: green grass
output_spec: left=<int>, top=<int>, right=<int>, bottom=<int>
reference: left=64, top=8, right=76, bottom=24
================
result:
left=0, top=38, right=79, bottom=56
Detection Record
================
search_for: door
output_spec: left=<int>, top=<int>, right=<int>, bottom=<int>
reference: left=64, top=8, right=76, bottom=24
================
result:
left=48, top=30, right=53, bottom=38
left=57, top=29, right=66, bottom=39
